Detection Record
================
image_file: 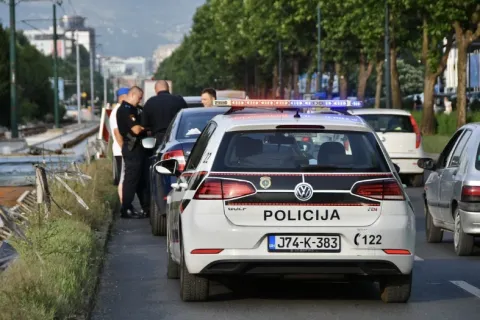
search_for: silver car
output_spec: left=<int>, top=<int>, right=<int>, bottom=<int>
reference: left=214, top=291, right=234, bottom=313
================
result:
left=418, top=123, right=480, bottom=256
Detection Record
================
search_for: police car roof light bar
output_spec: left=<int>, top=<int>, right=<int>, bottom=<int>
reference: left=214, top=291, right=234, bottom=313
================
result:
left=215, top=99, right=363, bottom=116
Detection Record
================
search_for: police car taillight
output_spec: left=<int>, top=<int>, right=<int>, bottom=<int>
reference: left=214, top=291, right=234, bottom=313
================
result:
left=193, top=178, right=256, bottom=200
left=351, top=179, right=405, bottom=201
left=162, top=149, right=186, bottom=171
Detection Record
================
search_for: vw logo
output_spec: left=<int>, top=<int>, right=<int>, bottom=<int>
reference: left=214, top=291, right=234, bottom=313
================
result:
left=294, top=183, right=314, bottom=201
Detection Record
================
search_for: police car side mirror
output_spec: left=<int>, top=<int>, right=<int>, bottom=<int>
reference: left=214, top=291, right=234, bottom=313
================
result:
left=142, top=137, right=157, bottom=149
left=417, top=158, right=436, bottom=171
left=155, top=159, right=179, bottom=176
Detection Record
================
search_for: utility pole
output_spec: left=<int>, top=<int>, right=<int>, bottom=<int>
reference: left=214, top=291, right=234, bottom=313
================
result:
left=278, top=41, right=283, bottom=99
left=9, top=0, right=18, bottom=138
left=76, top=30, right=81, bottom=124
left=316, top=3, right=321, bottom=94
left=89, top=45, right=95, bottom=117
left=103, top=67, right=107, bottom=108
left=52, top=2, right=60, bottom=127
left=384, top=0, right=391, bottom=109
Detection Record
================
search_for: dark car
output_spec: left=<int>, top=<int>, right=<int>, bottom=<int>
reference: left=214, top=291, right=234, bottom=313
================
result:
left=148, top=107, right=227, bottom=236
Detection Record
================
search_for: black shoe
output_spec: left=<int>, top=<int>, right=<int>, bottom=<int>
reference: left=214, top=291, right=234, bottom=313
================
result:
left=120, top=208, right=142, bottom=219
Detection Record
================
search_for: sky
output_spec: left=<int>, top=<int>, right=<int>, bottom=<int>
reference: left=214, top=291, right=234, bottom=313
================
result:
left=0, top=0, right=205, bottom=58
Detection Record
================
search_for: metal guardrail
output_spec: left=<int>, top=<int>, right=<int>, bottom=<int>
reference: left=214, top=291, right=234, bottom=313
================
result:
left=0, top=126, right=48, bottom=140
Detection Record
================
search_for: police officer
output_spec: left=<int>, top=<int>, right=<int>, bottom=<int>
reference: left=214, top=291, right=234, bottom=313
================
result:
left=142, top=80, right=187, bottom=147
left=116, top=86, right=150, bottom=219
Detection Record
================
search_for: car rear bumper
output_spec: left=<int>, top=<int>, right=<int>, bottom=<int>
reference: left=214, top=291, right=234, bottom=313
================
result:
left=181, top=208, right=416, bottom=276
left=391, top=157, right=424, bottom=174
left=459, top=209, right=480, bottom=234
left=200, top=259, right=405, bottom=276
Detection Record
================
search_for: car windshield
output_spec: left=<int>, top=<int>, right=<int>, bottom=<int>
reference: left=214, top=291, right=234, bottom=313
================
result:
left=212, top=130, right=390, bottom=172
left=176, top=111, right=224, bottom=139
left=357, top=114, right=414, bottom=133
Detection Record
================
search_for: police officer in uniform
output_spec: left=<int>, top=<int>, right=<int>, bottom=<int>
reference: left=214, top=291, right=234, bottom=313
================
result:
left=116, top=86, right=150, bottom=219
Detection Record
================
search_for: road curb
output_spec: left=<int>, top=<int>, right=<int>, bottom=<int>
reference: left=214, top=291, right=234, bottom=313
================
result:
left=85, top=197, right=119, bottom=320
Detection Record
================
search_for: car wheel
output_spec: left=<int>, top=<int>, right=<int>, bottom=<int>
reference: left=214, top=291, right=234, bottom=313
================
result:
left=180, top=241, right=209, bottom=301
left=425, top=203, right=443, bottom=243
left=379, top=273, right=412, bottom=303
left=409, top=174, right=423, bottom=187
left=167, top=243, right=180, bottom=279
left=112, top=157, right=119, bottom=186
left=453, top=208, right=474, bottom=256
left=150, top=198, right=167, bottom=236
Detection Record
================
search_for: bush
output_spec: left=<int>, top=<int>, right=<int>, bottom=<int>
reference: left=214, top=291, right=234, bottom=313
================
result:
left=0, top=159, right=117, bottom=320
left=411, top=110, right=480, bottom=136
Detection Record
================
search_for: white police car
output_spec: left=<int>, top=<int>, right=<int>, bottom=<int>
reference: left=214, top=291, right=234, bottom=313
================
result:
left=155, top=99, right=416, bottom=303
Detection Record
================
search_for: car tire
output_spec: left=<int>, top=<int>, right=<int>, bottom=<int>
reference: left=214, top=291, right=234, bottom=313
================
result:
left=379, top=273, right=412, bottom=303
left=180, top=242, right=209, bottom=301
left=425, top=203, right=443, bottom=243
left=409, top=174, right=423, bottom=187
left=167, top=244, right=180, bottom=279
left=150, top=198, right=167, bottom=236
left=112, top=157, right=119, bottom=186
left=150, top=175, right=167, bottom=236
left=454, top=208, right=474, bottom=256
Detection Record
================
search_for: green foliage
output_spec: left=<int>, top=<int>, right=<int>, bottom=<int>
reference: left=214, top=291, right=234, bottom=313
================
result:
left=411, top=110, right=480, bottom=136
left=397, top=60, right=424, bottom=96
left=0, top=159, right=116, bottom=320
left=0, top=23, right=110, bottom=128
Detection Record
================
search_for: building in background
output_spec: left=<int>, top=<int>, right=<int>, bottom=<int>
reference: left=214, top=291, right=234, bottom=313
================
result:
left=152, top=44, right=179, bottom=71
left=22, top=15, right=96, bottom=69
left=124, top=56, right=147, bottom=76
left=23, top=27, right=67, bottom=59
left=444, top=39, right=480, bottom=93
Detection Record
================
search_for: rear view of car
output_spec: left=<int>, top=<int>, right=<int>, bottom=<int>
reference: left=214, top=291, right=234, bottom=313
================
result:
left=350, top=109, right=425, bottom=187
left=158, top=100, right=416, bottom=304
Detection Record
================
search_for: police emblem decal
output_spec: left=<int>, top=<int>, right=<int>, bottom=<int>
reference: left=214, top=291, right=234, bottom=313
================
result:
left=259, top=176, right=272, bottom=189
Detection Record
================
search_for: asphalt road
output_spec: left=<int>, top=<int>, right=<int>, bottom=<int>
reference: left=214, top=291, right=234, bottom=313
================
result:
left=92, top=182, right=480, bottom=320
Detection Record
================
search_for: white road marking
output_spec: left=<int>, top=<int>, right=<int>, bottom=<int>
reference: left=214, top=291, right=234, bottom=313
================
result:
left=414, top=255, right=424, bottom=261
left=450, top=281, right=480, bottom=299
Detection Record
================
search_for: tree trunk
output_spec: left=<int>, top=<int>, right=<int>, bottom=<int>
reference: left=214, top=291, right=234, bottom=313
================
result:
left=286, top=73, right=293, bottom=100
left=272, top=64, right=278, bottom=98
left=293, top=58, right=300, bottom=99
left=456, top=40, right=467, bottom=128
left=390, top=47, right=402, bottom=109
left=420, top=16, right=453, bottom=134
left=453, top=21, right=480, bottom=128
left=421, top=75, right=437, bottom=135
left=306, top=71, right=313, bottom=94
left=335, top=62, right=348, bottom=99
left=327, top=70, right=334, bottom=99
left=357, top=53, right=374, bottom=102
left=375, top=59, right=384, bottom=108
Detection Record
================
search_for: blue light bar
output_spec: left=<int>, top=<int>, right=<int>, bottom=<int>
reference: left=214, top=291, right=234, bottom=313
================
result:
left=213, top=99, right=363, bottom=109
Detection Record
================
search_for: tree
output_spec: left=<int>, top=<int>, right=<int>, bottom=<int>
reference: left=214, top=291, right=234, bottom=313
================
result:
left=416, top=1, right=454, bottom=134
left=452, top=2, right=480, bottom=128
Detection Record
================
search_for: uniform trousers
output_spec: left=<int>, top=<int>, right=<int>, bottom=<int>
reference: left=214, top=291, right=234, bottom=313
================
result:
left=121, top=145, right=150, bottom=213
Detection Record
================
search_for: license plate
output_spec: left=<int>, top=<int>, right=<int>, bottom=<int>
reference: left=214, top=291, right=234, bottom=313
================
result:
left=268, top=234, right=341, bottom=252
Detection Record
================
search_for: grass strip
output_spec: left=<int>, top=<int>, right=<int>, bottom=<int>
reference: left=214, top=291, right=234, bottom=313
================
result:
left=422, top=135, right=450, bottom=154
left=0, top=158, right=117, bottom=320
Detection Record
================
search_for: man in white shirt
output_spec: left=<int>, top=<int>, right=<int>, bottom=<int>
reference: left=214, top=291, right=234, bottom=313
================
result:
left=110, top=87, right=129, bottom=202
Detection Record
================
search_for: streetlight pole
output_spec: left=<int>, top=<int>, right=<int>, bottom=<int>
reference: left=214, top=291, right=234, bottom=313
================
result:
left=103, top=66, right=107, bottom=108
left=384, top=0, right=391, bottom=109
left=316, top=3, right=321, bottom=94
left=76, top=30, right=81, bottom=124
left=89, top=44, right=95, bottom=117
left=9, top=0, right=18, bottom=138
left=52, top=2, right=60, bottom=127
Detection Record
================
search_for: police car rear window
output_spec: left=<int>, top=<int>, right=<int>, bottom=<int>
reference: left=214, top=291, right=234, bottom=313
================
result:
left=357, top=114, right=414, bottom=133
left=212, top=130, right=389, bottom=172
left=176, top=112, right=224, bottom=139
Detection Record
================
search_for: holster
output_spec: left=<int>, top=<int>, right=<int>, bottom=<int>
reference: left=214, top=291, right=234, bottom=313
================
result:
left=126, top=132, right=137, bottom=151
